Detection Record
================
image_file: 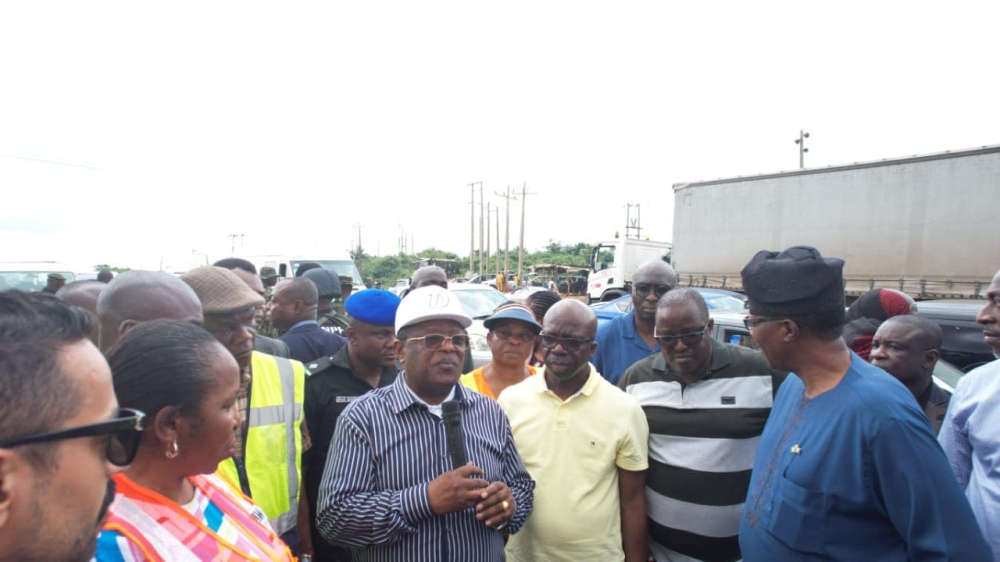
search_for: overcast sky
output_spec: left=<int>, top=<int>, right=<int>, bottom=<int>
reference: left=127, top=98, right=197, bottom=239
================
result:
left=2, top=1, right=998, bottom=271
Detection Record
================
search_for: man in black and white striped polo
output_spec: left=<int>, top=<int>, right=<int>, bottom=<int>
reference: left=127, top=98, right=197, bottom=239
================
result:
left=619, top=288, right=786, bottom=562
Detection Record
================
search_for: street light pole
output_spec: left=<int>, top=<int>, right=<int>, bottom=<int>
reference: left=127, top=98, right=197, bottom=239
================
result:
left=795, top=130, right=810, bottom=169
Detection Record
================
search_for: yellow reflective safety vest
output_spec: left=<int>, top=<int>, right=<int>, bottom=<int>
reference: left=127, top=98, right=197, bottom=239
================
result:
left=218, top=351, right=306, bottom=537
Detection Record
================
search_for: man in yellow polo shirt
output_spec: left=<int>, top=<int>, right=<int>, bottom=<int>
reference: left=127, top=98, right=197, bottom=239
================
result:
left=498, top=299, right=650, bottom=562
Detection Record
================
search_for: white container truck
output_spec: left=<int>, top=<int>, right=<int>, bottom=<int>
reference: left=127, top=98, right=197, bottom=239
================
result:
left=671, top=145, right=1000, bottom=300
left=587, top=237, right=672, bottom=302
left=237, top=253, right=366, bottom=293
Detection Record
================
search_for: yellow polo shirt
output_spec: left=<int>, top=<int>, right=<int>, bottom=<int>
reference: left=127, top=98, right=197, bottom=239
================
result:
left=498, top=365, right=649, bottom=562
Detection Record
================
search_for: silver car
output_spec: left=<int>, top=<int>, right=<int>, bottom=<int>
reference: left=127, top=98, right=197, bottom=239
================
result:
left=448, top=283, right=511, bottom=368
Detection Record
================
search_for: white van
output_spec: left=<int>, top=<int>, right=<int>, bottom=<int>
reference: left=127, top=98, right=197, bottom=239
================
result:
left=0, top=262, right=78, bottom=292
left=238, top=254, right=365, bottom=293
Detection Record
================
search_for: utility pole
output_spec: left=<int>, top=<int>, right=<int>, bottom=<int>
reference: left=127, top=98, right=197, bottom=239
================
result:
left=468, top=182, right=477, bottom=276
left=486, top=203, right=491, bottom=273
left=479, top=183, right=485, bottom=277
left=228, top=234, right=243, bottom=256
left=516, top=183, right=536, bottom=284
left=496, top=209, right=501, bottom=272
left=352, top=223, right=363, bottom=273
left=495, top=186, right=515, bottom=275
left=795, top=130, right=810, bottom=169
left=624, top=203, right=642, bottom=239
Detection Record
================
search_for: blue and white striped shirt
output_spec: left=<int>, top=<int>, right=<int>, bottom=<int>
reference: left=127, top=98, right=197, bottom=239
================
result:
left=316, top=374, right=535, bottom=562
left=939, top=357, right=1000, bottom=558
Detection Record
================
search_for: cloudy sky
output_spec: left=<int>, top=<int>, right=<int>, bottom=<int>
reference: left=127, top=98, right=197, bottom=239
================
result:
left=2, top=1, right=998, bottom=271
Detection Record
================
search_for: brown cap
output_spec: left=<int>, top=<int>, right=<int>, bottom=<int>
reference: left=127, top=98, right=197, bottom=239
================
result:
left=181, top=266, right=264, bottom=314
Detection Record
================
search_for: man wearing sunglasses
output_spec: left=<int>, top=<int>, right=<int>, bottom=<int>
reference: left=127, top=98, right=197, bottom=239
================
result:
left=594, top=259, right=677, bottom=385
left=737, top=246, right=991, bottom=560
left=317, top=285, right=534, bottom=562
left=499, top=299, right=650, bottom=562
left=618, top=288, right=785, bottom=562
left=0, top=291, right=143, bottom=562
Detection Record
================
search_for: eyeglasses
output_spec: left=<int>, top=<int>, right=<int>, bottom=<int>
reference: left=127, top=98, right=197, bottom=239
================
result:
left=539, top=334, right=593, bottom=353
left=743, top=316, right=781, bottom=330
left=0, top=408, right=145, bottom=467
left=634, top=284, right=672, bottom=299
left=653, top=325, right=709, bottom=347
left=407, top=334, right=471, bottom=350
left=492, top=330, right=537, bottom=344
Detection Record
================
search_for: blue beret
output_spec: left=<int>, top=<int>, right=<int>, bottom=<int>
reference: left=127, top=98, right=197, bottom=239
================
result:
left=345, top=289, right=401, bottom=326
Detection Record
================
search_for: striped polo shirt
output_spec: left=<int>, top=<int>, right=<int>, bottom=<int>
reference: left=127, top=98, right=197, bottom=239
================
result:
left=619, top=339, right=786, bottom=562
left=315, top=376, right=536, bottom=562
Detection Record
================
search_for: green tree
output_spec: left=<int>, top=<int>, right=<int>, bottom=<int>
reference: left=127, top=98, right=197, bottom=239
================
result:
left=94, top=264, right=131, bottom=273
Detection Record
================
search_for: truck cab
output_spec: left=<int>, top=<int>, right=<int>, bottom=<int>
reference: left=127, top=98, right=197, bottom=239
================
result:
left=238, top=254, right=366, bottom=293
left=587, top=238, right=671, bottom=303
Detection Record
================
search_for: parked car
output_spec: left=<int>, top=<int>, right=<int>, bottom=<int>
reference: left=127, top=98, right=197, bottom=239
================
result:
left=591, top=288, right=747, bottom=326
left=708, top=311, right=757, bottom=349
left=448, top=283, right=511, bottom=368
left=463, top=273, right=497, bottom=285
left=915, top=300, right=994, bottom=372
left=707, top=311, right=966, bottom=392
left=508, top=285, right=550, bottom=304
left=0, top=262, right=78, bottom=292
left=389, top=278, right=410, bottom=296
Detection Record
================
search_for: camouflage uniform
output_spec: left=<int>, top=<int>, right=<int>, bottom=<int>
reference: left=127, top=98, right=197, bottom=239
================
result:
left=257, top=266, right=280, bottom=338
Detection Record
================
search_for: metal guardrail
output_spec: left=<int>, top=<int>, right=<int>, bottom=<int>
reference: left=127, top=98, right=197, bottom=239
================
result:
left=678, top=274, right=989, bottom=300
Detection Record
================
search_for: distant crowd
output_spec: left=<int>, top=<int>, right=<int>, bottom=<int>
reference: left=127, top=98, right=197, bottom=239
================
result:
left=1, top=246, right=998, bottom=561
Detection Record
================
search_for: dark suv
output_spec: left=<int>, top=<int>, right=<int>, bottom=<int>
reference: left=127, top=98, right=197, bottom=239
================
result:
left=917, top=300, right=995, bottom=372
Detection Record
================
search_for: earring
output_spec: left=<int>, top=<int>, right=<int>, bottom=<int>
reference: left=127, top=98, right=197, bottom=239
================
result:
left=165, top=439, right=179, bottom=459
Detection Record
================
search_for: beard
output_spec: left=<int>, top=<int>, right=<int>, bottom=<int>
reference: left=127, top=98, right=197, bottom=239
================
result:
left=22, top=477, right=118, bottom=562
left=97, top=477, right=117, bottom=524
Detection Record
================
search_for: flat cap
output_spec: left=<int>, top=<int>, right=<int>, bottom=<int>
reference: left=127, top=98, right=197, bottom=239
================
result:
left=740, top=246, right=845, bottom=317
left=345, top=289, right=401, bottom=326
left=259, top=266, right=278, bottom=279
left=48, top=273, right=67, bottom=281
left=181, top=266, right=264, bottom=314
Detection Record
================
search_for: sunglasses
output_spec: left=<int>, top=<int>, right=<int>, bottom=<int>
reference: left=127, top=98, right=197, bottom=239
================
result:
left=491, top=330, right=538, bottom=344
left=407, top=334, right=471, bottom=350
left=654, top=325, right=709, bottom=347
left=539, top=334, right=593, bottom=353
left=633, top=284, right=672, bottom=299
left=0, top=408, right=145, bottom=467
left=743, top=316, right=782, bottom=330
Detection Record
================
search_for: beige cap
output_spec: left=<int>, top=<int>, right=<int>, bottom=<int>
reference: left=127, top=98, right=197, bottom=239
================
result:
left=181, top=266, right=264, bottom=314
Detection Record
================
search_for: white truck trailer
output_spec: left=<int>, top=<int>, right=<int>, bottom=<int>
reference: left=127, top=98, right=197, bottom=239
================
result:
left=671, top=145, right=1000, bottom=300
